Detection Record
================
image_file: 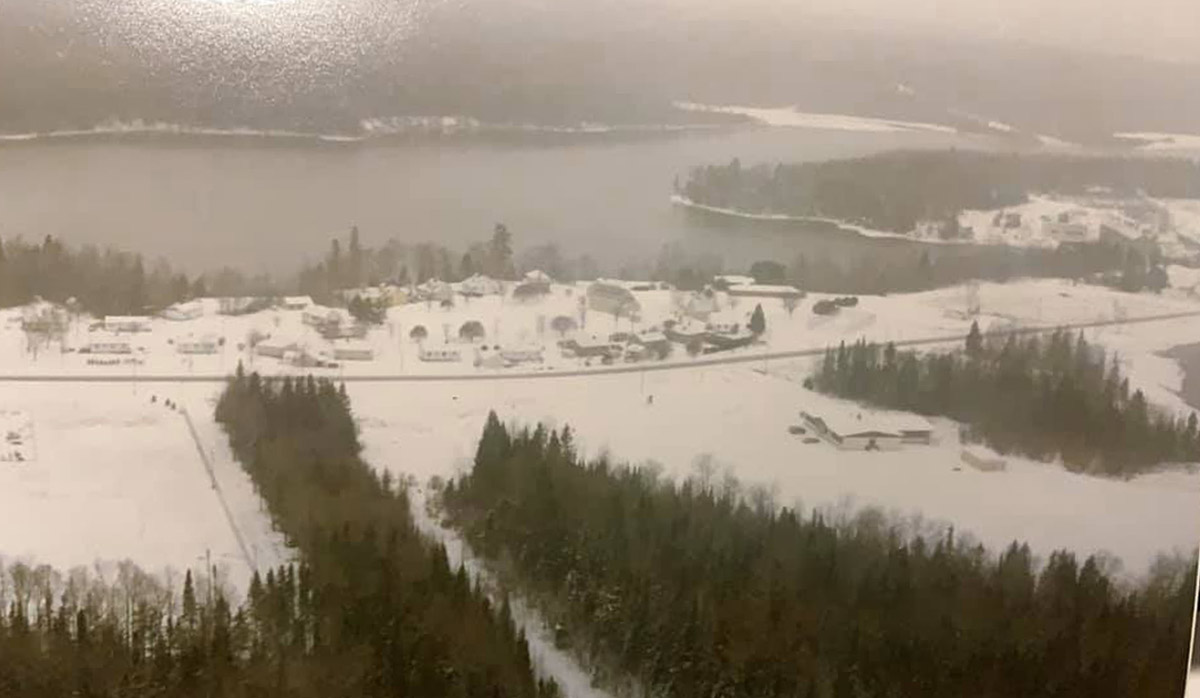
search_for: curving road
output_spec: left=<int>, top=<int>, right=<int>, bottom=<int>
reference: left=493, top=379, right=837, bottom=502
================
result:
left=1, top=309, right=1199, bottom=384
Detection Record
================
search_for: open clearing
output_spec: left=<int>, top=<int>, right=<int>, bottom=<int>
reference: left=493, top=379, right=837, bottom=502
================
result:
left=351, top=360, right=1200, bottom=580
left=0, top=383, right=288, bottom=592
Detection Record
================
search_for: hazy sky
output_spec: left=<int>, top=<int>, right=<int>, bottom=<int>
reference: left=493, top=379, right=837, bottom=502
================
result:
left=744, top=0, right=1200, bottom=64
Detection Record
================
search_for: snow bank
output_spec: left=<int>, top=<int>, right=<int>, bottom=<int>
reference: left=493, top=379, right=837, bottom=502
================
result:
left=672, top=101, right=957, bottom=134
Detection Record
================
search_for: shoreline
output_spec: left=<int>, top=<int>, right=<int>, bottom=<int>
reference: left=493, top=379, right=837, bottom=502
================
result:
left=0, top=121, right=736, bottom=147
left=669, top=194, right=978, bottom=246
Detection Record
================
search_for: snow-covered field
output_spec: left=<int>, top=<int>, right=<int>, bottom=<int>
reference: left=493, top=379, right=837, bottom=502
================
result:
left=0, top=383, right=289, bottom=592
left=0, top=409, right=34, bottom=463
left=351, top=360, right=1200, bottom=579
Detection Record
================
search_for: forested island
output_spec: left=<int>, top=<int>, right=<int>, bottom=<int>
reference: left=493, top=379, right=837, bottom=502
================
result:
left=810, top=325, right=1200, bottom=476
left=679, top=151, right=1200, bottom=235
left=443, top=414, right=1195, bottom=698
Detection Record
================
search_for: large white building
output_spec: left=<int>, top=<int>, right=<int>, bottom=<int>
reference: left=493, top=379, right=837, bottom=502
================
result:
left=800, top=407, right=933, bottom=450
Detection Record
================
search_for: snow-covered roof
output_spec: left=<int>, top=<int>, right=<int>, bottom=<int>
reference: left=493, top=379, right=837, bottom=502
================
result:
left=524, top=269, right=553, bottom=283
left=635, top=331, right=668, bottom=344
left=715, top=275, right=755, bottom=286
left=105, top=315, right=151, bottom=323
left=726, top=284, right=802, bottom=296
left=283, top=295, right=313, bottom=306
left=803, top=401, right=932, bottom=438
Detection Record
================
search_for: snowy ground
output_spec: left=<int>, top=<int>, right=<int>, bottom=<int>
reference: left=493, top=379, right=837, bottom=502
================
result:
left=0, top=409, right=34, bottom=463
left=0, top=383, right=289, bottom=593
left=350, top=360, right=1200, bottom=579
left=1114, top=132, right=1200, bottom=153
left=672, top=101, right=957, bottom=134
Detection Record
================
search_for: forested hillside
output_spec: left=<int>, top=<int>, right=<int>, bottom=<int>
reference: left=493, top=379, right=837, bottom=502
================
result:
left=811, top=325, right=1200, bottom=475
left=444, top=415, right=1195, bottom=698
left=214, top=370, right=558, bottom=697
left=680, top=151, right=1200, bottom=234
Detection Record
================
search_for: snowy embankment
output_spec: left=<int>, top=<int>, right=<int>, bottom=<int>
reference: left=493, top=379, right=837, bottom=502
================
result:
left=673, top=101, right=958, bottom=134
left=0, top=382, right=288, bottom=594
left=1114, top=132, right=1200, bottom=152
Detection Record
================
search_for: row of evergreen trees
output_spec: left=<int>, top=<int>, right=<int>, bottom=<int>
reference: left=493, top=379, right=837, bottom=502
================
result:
left=0, top=234, right=282, bottom=315
left=213, top=369, right=559, bottom=697
left=810, top=325, right=1200, bottom=475
left=444, top=414, right=1196, bottom=698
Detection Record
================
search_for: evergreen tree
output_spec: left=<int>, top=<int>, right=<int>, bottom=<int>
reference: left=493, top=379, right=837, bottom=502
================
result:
left=749, top=303, right=766, bottom=335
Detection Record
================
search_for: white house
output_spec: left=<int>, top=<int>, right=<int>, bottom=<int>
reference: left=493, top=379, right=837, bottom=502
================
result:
left=523, top=269, right=553, bottom=284
left=104, top=316, right=152, bottom=333
left=800, top=406, right=932, bottom=451
left=176, top=334, right=220, bottom=355
left=161, top=301, right=204, bottom=321
left=281, top=296, right=313, bottom=310
left=419, top=344, right=462, bottom=362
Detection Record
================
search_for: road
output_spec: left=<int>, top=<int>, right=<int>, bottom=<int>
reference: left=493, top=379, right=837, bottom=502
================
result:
left=1, top=309, right=1198, bottom=383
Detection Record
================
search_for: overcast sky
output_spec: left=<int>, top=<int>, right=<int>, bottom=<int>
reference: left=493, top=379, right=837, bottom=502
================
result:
left=732, top=0, right=1200, bottom=64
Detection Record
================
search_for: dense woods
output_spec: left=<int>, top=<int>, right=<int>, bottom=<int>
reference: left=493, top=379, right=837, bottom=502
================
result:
left=811, top=325, right=1200, bottom=475
left=680, top=151, right=1200, bottom=235
left=445, top=415, right=1195, bottom=698
left=0, top=374, right=555, bottom=697
left=214, top=370, right=557, bottom=697
left=0, top=235, right=280, bottom=315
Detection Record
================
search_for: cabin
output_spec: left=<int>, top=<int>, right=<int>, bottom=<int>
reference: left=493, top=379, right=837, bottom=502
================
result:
left=281, top=295, right=313, bottom=310
left=86, top=335, right=133, bottom=354
left=302, top=305, right=342, bottom=328
left=161, top=301, right=204, bottom=321
left=499, top=345, right=545, bottom=364
left=176, top=334, right=219, bottom=355
left=726, top=284, right=803, bottom=300
left=713, top=274, right=755, bottom=288
left=561, top=334, right=622, bottom=359
left=332, top=341, right=375, bottom=361
left=664, top=320, right=707, bottom=344
left=255, top=339, right=300, bottom=359
left=634, top=331, right=670, bottom=355
left=419, top=344, right=462, bottom=362
left=104, top=316, right=151, bottom=333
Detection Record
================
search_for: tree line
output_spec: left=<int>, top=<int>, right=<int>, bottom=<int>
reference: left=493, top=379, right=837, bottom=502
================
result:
left=680, top=150, right=1200, bottom=235
left=0, top=373, right=557, bottom=697
left=0, top=234, right=280, bottom=316
left=444, top=414, right=1195, bottom=698
left=810, top=324, right=1200, bottom=475
left=213, top=369, right=558, bottom=697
